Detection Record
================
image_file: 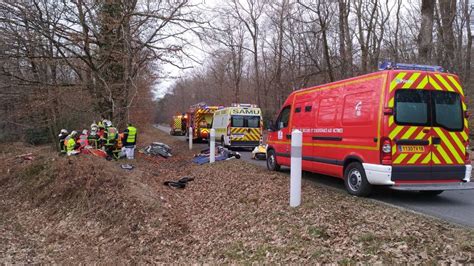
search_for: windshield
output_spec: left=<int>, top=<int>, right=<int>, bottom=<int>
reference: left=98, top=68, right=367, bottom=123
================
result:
left=394, top=89, right=463, bottom=131
left=231, top=115, right=261, bottom=128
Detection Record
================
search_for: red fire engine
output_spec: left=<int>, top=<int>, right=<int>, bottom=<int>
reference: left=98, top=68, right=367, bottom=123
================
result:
left=185, top=103, right=222, bottom=142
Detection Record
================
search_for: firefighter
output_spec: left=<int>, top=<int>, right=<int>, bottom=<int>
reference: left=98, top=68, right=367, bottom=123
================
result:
left=114, top=133, right=125, bottom=159
left=77, top=129, right=89, bottom=152
left=122, top=123, right=137, bottom=159
left=65, top=131, right=79, bottom=156
left=97, top=121, right=106, bottom=148
left=103, top=120, right=118, bottom=159
left=58, top=129, right=69, bottom=155
left=88, top=124, right=99, bottom=149
left=181, top=114, right=187, bottom=134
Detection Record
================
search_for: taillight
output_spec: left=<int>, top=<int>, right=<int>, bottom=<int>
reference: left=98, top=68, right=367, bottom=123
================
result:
left=381, top=137, right=392, bottom=165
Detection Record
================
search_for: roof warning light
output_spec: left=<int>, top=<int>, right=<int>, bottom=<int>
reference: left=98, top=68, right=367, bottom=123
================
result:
left=379, top=60, right=444, bottom=72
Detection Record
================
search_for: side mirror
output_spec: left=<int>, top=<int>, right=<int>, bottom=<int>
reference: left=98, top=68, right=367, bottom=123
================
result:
left=266, top=120, right=275, bottom=131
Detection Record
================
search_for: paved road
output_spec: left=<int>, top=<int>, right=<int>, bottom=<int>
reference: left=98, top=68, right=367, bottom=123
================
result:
left=155, top=124, right=474, bottom=227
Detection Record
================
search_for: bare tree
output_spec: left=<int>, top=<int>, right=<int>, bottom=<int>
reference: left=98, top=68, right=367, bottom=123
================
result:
left=418, top=0, right=435, bottom=63
left=229, top=0, right=267, bottom=107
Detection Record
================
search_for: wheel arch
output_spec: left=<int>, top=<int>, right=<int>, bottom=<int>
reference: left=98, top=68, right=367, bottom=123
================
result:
left=343, top=155, right=364, bottom=172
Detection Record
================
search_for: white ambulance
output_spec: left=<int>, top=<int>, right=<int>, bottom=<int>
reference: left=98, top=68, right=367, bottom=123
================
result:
left=212, top=104, right=263, bottom=148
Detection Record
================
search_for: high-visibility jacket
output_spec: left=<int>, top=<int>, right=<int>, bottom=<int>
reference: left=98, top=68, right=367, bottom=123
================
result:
left=77, top=135, right=89, bottom=149
left=88, top=133, right=99, bottom=148
left=66, top=137, right=76, bottom=152
left=124, top=126, right=137, bottom=146
left=105, top=127, right=118, bottom=146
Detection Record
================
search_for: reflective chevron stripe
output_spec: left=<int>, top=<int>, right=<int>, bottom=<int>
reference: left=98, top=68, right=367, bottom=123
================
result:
left=230, top=127, right=261, bottom=141
left=434, top=74, right=454, bottom=92
left=447, top=75, right=464, bottom=96
left=401, top=73, right=421, bottom=89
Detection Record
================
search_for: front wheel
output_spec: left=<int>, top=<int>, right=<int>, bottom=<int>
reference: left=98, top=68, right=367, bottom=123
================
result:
left=266, top=149, right=281, bottom=171
left=344, top=162, right=372, bottom=197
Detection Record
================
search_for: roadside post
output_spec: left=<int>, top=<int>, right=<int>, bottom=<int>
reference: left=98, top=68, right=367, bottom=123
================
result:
left=189, top=127, right=193, bottom=150
left=210, top=129, right=215, bottom=163
left=290, top=129, right=302, bottom=207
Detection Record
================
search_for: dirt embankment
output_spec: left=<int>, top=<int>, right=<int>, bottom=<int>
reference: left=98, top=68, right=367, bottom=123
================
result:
left=1, top=128, right=474, bottom=263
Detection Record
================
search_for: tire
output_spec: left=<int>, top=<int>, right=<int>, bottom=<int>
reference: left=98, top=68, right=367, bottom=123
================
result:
left=220, top=136, right=225, bottom=147
left=344, top=162, right=372, bottom=197
left=266, top=149, right=281, bottom=171
left=420, top=190, right=444, bottom=196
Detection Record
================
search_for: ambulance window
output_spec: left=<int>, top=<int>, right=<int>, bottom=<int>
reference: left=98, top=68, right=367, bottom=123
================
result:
left=276, top=106, right=291, bottom=129
left=433, top=91, right=463, bottom=131
left=395, top=90, right=429, bottom=126
left=231, top=116, right=244, bottom=127
left=295, top=107, right=301, bottom=113
left=305, top=106, right=312, bottom=112
left=247, top=116, right=260, bottom=128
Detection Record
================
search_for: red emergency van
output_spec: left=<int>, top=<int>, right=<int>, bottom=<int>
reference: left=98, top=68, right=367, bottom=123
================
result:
left=266, top=62, right=472, bottom=196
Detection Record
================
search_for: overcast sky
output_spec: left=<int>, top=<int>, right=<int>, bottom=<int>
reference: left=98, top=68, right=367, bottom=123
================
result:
left=152, top=0, right=216, bottom=99
left=152, top=0, right=474, bottom=100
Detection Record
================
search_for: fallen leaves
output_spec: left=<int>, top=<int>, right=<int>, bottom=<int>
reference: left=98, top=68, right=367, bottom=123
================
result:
left=0, top=127, right=473, bottom=263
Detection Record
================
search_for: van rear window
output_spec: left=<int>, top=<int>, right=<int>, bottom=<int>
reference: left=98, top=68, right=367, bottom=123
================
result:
left=395, top=90, right=430, bottom=126
left=231, top=115, right=260, bottom=128
left=432, top=91, right=462, bottom=131
left=394, top=90, right=463, bottom=131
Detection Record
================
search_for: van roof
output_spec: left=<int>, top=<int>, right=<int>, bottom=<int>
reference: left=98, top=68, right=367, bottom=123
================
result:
left=290, top=70, right=459, bottom=97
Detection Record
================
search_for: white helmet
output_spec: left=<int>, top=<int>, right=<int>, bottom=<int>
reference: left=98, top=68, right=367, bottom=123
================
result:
left=104, top=120, right=112, bottom=127
left=70, top=130, right=78, bottom=137
left=60, top=129, right=68, bottom=134
left=82, top=129, right=88, bottom=135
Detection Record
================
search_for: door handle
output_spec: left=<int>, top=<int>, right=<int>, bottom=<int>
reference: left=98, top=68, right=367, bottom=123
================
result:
left=432, top=137, right=441, bottom=145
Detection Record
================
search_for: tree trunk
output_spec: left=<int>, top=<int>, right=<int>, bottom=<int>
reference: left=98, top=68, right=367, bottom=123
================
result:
left=463, top=0, right=472, bottom=87
left=418, top=0, right=435, bottom=63
left=438, top=0, right=457, bottom=71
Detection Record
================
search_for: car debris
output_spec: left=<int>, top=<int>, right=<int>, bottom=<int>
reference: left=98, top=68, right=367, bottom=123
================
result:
left=142, top=142, right=172, bottom=158
left=192, top=146, right=240, bottom=165
left=163, top=176, right=195, bottom=189
left=120, top=164, right=135, bottom=170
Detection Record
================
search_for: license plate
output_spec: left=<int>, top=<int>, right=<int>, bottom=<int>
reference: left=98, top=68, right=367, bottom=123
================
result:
left=399, top=146, right=425, bottom=153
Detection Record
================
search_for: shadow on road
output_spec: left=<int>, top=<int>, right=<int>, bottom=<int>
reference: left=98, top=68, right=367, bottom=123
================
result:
left=284, top=169, right=469, bottom=206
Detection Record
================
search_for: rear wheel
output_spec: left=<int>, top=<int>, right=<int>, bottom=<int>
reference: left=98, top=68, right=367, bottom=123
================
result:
left=266, top=149, right=281, bottom=171
left=344, top=162, right=372, bottom=197
left=221, top=136, right=225, bottom=147
left=420, top=190, right=444, bottom=196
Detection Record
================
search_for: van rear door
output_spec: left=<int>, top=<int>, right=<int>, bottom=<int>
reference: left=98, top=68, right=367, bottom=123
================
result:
left=390, top=71, right=467, bottom=182
left=390, top=71, right=433, bottom=181
left=230, top=115, right=261, bottom=146
left=428, top=74, right=466, bottom=180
